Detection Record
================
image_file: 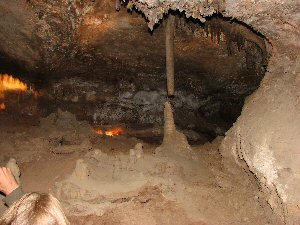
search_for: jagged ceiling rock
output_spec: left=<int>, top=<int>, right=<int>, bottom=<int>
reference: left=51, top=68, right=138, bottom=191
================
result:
left=0, top=0, right=298, bottom=71
left=127, top=0, right=224, bottom=29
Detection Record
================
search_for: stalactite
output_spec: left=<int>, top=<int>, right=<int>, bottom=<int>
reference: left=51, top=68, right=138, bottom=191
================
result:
left=115, top=0, right=121, bottom=11
left=226, top=36, right=233, bottom=56
left=216, top=27, right=221, bottom=45
left=204, top=23, right=209, bottom=37
left=204, top=17, right=267, bottom=61
left=205, top=18, right=222, bottom=46
left=190, top=23, right=196, bottom=34
left=174, top=16, right=178, bottom=37
left=161, top=19, right=165, bottom=28
left=166, top=14, right=175, bottom=97
left=210, top=24, right=214, bottom=43
left=181, top=17, right=185, bottom=28
left=176, top=16, right=181, bottom=29
left=209, top=19, right=267, bottom=76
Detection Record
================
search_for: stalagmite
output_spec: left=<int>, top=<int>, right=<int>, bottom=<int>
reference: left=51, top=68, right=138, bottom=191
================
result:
left=166, top=14, right=175, bottom=97
left=129, top=142, right=144, bottom=165
left=163, top=101, right=176, bottom=142
left=74, top=159, right=90, bottom=179
left=156, top=102, right=196, bottom=159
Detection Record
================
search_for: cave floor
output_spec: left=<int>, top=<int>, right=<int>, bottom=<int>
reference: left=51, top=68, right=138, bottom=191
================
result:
left=0, top=111, right=282, bottom=225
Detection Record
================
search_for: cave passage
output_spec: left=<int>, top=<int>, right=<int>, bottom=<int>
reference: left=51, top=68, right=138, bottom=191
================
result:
left=1, top=1, right=293, bottom=225
left=0, top=9, right=268, bottom=144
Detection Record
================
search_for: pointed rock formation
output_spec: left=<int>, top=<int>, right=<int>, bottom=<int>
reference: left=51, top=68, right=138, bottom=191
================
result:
left=156, top=101, right=196, bottom=159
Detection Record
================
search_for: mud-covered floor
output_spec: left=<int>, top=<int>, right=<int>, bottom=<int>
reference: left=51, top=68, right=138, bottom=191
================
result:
left=0, top=111, right=283, bottom=225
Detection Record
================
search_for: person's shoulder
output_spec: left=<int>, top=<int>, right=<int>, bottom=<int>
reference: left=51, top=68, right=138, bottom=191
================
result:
left=0, top=200, right=7, bottom=217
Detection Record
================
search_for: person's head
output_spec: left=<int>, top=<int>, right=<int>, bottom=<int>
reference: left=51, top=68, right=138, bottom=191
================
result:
left=0, top=192, right=70, bottom=225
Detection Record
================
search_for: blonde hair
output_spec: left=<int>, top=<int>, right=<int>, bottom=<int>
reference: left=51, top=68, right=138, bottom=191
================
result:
left=0, top=192, right=70, bottom=225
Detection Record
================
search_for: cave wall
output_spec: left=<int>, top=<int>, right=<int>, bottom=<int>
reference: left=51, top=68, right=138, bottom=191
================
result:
left=221, top=2, right=300, bottom=223
left=223, top=1, right=300, bottom=224
left=128, top=0, right=300, bottom=223
left=221, top=54, right=300, bottom=224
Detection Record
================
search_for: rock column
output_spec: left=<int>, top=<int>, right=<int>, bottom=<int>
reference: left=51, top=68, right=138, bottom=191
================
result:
left=166, top=14, right=175, bottom=97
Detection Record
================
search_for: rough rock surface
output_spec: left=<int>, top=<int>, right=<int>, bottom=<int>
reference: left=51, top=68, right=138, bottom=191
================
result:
left=222, top=1, right=299, bottom=224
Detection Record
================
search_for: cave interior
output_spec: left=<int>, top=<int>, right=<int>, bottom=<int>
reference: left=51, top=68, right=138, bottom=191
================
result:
left=0, top=0, right=299, bottom=224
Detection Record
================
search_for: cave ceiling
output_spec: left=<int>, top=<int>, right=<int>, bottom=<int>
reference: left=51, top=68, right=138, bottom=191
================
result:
left=0, top=1, right=267, bottom=96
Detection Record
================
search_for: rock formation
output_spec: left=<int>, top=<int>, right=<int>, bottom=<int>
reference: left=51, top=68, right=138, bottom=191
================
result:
left=156, top=101, right=195, bottom=159
left=74, top=159, right=90, bottom=180
left=129, top=143, right=144, bottom=164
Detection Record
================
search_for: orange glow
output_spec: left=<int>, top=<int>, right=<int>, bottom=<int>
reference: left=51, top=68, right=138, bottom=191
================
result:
left=0, top=74, right=27, bottom=92
left=0, top=102, right=5, bottom=110
left=95, top=128, right=103, bottom=135
left=0, top=74, right=41, bottom=100
left=105, top=127, right=124, bottom=136
left=94, top=127, right=125, bottom=137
